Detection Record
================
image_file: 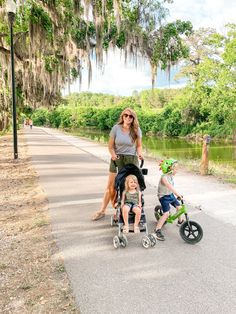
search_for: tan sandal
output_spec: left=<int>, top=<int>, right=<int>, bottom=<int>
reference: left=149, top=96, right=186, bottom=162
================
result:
left=134, top=226, right=140, bottom=233
left=123, top=225, right=129, bottom=234
left=92, top=211, right=105, bottom=221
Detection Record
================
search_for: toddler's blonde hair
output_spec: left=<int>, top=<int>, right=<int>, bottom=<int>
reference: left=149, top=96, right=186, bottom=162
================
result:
left=125, top=174, right=139, bottom=191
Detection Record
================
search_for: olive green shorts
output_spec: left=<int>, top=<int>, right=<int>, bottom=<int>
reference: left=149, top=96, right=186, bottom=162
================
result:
left=109, top=154, right=139, bottom=173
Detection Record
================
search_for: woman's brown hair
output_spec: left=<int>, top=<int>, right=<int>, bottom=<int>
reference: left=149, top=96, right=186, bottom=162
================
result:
left=117, top=108, right=140, bottom=142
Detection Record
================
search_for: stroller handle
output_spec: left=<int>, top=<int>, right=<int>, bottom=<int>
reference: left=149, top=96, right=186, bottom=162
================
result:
left=140, top=159, right=144, bottom=168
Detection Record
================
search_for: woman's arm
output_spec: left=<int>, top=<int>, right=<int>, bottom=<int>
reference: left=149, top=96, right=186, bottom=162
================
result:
left=108, top=137, right=118, bottom=160
left=136, top=136, right=143, bottom=159
left=161, top=177, right=181, bottom=198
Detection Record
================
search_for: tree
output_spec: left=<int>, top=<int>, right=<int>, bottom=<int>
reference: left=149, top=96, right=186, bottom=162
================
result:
left=177, top=24, right=236, bottom=138
left=175, top=27, right=224, bottom=82
left=0, top=0, right=192, bottom=130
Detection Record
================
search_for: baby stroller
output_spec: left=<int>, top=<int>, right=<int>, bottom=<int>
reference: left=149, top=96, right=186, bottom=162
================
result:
left=111, top=162, right=156, bottom=249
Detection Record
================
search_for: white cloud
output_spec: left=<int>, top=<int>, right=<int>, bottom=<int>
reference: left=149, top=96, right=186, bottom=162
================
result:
left=69, top=52, right=152, bottom=96
left=166, top=0, right=236, bottom=32
left=67, top=50, right=186, bottom=96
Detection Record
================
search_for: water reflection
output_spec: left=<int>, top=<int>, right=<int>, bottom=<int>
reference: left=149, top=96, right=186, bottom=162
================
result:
left=70, top=128, right=236, bottom=169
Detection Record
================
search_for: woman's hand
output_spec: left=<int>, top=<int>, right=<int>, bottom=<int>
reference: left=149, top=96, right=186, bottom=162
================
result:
left=111, top=154, right=119, bottom=161
left=138, top=153, right=143, bottom=160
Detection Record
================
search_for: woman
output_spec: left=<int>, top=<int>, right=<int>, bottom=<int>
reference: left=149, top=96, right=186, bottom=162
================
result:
left=92, top=107, right=143, bottom=221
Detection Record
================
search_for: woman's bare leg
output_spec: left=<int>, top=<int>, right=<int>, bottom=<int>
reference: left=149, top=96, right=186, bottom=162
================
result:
left=92, top=172, right=116, bottom=220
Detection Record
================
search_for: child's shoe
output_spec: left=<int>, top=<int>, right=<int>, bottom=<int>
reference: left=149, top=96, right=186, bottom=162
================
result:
left=154, top=229, right=165, bottom=241
left=177, top=220, right=184, bottom=227
left=134, top=226, right=140, bottom=233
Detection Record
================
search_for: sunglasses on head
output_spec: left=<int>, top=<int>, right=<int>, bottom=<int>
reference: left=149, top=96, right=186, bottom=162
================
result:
left=123, top=113, right=134, bottom=119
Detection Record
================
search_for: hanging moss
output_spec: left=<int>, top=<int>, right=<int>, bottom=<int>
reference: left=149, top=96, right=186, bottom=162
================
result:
left=30, top=4, right=53, bottom=40
left=44, top=55, right=59, bottom=73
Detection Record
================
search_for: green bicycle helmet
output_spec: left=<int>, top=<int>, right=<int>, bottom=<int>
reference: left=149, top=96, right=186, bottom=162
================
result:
left=159, top=158, right=178, bottom=174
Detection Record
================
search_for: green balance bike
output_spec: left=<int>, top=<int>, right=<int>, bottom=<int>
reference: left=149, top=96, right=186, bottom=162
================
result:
left=154, top=199, right=203, bottom=244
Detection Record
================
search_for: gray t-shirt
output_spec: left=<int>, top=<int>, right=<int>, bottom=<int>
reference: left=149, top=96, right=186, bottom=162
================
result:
left=109, top=124, right=142, bottom=155
left=157, top=174, right=174, bottom=198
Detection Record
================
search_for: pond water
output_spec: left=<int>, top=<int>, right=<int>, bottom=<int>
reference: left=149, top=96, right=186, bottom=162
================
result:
left=70, top=128, right=236, bottom=170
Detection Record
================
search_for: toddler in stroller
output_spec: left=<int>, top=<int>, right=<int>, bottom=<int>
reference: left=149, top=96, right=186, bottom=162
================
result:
left=111, top=163, right=156, bottom=249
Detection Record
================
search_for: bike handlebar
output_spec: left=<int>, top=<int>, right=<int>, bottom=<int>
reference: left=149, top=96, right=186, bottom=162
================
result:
left=177, top=197, right=184, bottom=204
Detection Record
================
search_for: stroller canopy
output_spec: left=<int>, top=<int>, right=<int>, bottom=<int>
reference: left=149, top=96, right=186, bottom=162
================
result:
left=115, top=163, right=146, bottom=192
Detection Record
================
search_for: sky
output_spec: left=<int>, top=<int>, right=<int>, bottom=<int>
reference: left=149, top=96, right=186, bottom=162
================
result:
left=64, top=0, right=236, bottom=96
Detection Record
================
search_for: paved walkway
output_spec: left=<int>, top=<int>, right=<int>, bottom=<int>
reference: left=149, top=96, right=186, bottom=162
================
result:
left=24, top=127, right=236, bottom=314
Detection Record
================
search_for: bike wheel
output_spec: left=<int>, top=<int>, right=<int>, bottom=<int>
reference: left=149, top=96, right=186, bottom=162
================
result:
left=154, top=205, right=163, bottom=221
left=179, top=220, right=203, bottom=244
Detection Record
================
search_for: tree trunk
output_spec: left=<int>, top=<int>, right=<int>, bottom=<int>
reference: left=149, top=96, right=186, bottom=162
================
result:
left=200, top=135, right=211, bottom=175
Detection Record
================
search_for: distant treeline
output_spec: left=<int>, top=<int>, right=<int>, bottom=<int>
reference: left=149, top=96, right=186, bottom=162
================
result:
left=32, top=87, right=235, bottom=139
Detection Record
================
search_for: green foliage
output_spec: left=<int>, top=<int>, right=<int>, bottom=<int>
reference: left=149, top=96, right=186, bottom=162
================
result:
left=116, top=31, right=126, bottom=48
left=58, top=107, right=73, bottom=128
left=163, top=107, right=182, bottom=136
left=71, top=19, right=96, bottom=49
left=152, top=20, right=192, bottom=70
left=30, top=4, right=53, bottom=40
left=47, top=110, right=61, bottom=128
left=32, top=108, right=49, bottom=126
left=44, top=56, right=59, bottom=73
left=71, top=68, right=79, bottom=79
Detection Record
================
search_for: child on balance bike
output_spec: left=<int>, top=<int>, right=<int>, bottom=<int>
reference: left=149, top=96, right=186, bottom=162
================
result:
left=154, top=159, right=183, bottom=241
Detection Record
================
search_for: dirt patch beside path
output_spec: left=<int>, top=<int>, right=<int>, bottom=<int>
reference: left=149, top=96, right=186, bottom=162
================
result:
left=0, top=132, right=79, bottom=313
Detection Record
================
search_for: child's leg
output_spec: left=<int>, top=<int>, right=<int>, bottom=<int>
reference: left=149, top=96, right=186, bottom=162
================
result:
left=156, top=211, right=169, bottom=230
left=175, top=205, right=183, bottom=223
left=122, top=204, right=130, bottom=226
left=154, top=211, right=169, bottom=241
left=155, top=197, right=171, bottom=240
left=132, top=206, right=141, bottom=227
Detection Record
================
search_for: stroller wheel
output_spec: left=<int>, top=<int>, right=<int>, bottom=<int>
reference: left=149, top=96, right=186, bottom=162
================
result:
left=111, top=215, right=114, bottom=226
left=142, top=235, right=151, bottom=249
left=111, top=215, right=115, bottom=226
left=148, top=234, right=157, bottom=247
left=120, top=235, right=128, bottom=248
left=111, top=214, right=118, bottom=226
left=113, top=236, right=120, bottom=249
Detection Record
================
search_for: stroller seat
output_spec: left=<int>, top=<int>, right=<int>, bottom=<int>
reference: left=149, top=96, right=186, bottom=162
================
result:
left=111, top=163, right=156, bottom=249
